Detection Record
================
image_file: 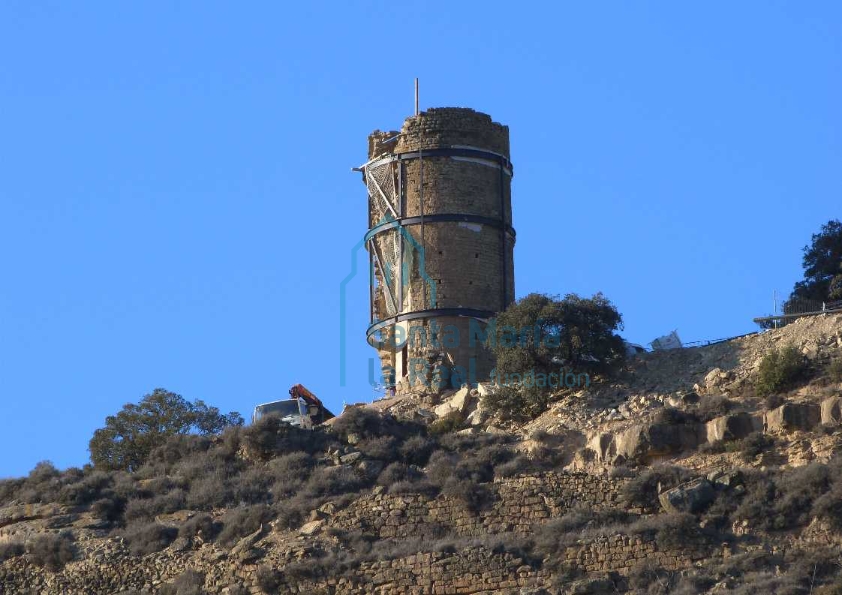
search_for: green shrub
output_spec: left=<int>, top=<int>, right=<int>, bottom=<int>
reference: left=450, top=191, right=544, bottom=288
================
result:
left=482, top=384, right=551, bottom=421
left=16, top=461, right=62, bottom=504
left=124, top=488, right=186, bottom=523
left=493, top=454, right=532, bottom=478
left=398, top=435, right=435, bottom=467
left=377, top=463, right=422, bottom=486
left=765, top=393, right=786, bottom=410
left=621, top=465, right=693, bottom=509
left=255, top=565, right=281, bottom=593
left=726, top=432, right=775, bottom=462
left=534, top=507, right=634, bottom=558
left=26, top=531, right=75, bottom=571
left=356, top=435, right=399, bottom=460
left=756, top=346, right=807, bottom=396
left=389, top=479, right=438, bottom=496
left=482, top=292, right=625, bottom=421
left=629, top=512, right=698, bottom=550
left=217, top=505, right=273, bottom=547
left=628, top=561, right=677, bottom=593
left=57, top=471, right=112, bottom=505
left=267, top=453, right=315, bottom=500
left=241, top=415, right=331, bottom=459
left=654, top=407, right=700, bottom=425
left=0, top=478, right=23, bottom=505
left=160, top=570, right=205, bottom=595
left=89, top=388, right=242, bottom=472
left=270, top=494, right=312, bottom=530
left=91, top=495, right=126, bottom=522
left=330, top=408, right=422, bottom=443
left=699, top=440, right=726, bottom=455
left=122, top=521, right=178, bottom=556
left=736, top=463, right=833, bottom=531
left=812, top=483, right=842, bottom=529
left=300, top=466, right=365, bottom=499
left=0, top=541, right=24, bottom=563
left=696, top=395, right=734, bottom=422
left=179, top=513, right=220, bottom=542
left=428, top=411, right=465, bottom=435
left=439, top=477, right=493, bottom=512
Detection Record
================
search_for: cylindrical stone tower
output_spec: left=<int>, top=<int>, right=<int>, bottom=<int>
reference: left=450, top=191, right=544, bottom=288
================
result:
left=360, top=107, right=515, bottom=394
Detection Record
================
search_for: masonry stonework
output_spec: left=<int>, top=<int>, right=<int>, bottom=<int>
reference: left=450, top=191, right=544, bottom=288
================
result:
left=363, top=108, right=515, bottom=393
left=0, top=473, right=716, bottom=594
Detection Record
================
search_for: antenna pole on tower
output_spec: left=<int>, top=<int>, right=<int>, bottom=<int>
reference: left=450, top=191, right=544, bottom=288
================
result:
left=414, top=78, right=419, bottom=115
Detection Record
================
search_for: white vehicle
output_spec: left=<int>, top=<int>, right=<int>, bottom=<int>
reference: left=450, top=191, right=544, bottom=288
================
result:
left=252, top=397, right=312, bottom=428
left=251, top=384, right=334, bottom=428
left=650, top=330, right=683, bottom=351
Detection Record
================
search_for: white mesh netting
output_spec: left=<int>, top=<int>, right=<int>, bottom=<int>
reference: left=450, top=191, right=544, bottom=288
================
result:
left=366, top=162, right=401, bottom=317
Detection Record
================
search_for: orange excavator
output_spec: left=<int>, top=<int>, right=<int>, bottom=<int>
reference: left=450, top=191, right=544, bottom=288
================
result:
left=251, top=384, right=334, bottom=428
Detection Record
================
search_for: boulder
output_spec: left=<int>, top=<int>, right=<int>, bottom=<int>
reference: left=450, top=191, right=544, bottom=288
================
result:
left=667, top=391, right=700, bottom=408
left=412, top=409, right=436, bottom=423
left=0, top=503, right=64, bottom=529
left=299, top=520, right=323, bottom=536
left=614, top=419, right=704, bottom=462
left=466, top=401, right=489, bottom=426
left=438, top=389, right=456, bottom=402
left=433, top=402, right=454, bottom=417
left=764, top=403, right=821, bottom=433
left=704, top=368, right=731, bottom=392
left=433, top=386, right=474, bottom=418
left=587, top=432, right=616, bottom=463
left=339, top=451, right=362, bottom=465
left=229, top=524, right=265, bottom=561
left=317, top=502, right=337, bottom=516
left=169, top=536, right=191, bottom=552
left=357, top=459, right=384, bottom=477
left=605, top=409, right=623, bottom=422
left=705, top=413, right=759, bottom=443
left=707, top=470, right=743, bottom=489
left=476, top=383, right=495, bottom=397
left=821, top=397, right=842, bottom=425
left=450, top=386, right=474, bottom=414
left=658, top=478, right=715, bottom=514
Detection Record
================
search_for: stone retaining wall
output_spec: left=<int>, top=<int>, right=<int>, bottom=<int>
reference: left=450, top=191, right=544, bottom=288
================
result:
left=0, top=472, right=717, bottom=595
left=331, top=472, right=628, bottom=539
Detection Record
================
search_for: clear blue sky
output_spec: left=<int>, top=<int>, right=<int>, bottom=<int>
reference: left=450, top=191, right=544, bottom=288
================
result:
left=1, top=3, right=839, bottom=477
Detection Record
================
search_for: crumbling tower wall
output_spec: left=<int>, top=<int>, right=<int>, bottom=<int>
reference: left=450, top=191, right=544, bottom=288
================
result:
left=361, top=108, right=515, bottom=393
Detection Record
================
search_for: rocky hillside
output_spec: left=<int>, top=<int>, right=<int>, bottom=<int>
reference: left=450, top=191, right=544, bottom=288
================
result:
left=2, top=313, right=842, bottom=594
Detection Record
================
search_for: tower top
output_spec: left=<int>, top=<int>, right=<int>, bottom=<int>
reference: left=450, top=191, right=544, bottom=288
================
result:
left=368, top=107, right=510, bottom=160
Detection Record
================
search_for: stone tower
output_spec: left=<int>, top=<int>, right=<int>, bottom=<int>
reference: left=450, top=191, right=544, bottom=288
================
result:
left=360, top=107, right=515, bottom=393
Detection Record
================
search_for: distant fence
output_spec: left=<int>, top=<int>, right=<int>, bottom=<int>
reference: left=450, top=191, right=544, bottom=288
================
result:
left=753, top=297, right=842, bottom=328
left=783, top=298, right=842, bottom=316
left=683, top=331, right=759, bottom=348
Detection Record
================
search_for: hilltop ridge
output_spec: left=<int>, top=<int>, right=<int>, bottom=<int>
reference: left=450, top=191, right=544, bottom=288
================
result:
left=2, top=313, right=842, bottom=594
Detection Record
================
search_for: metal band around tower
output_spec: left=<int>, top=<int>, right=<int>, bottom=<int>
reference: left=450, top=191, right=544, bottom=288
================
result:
left=364, top=146, right=513, bottom=176
left=366, top=307, right=497, bottom=344
left=365, top=214, right=516, bottom=243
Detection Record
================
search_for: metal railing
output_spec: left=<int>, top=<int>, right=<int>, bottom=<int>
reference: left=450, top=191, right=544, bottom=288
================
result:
left=753, top=297, right=842, bottom=328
